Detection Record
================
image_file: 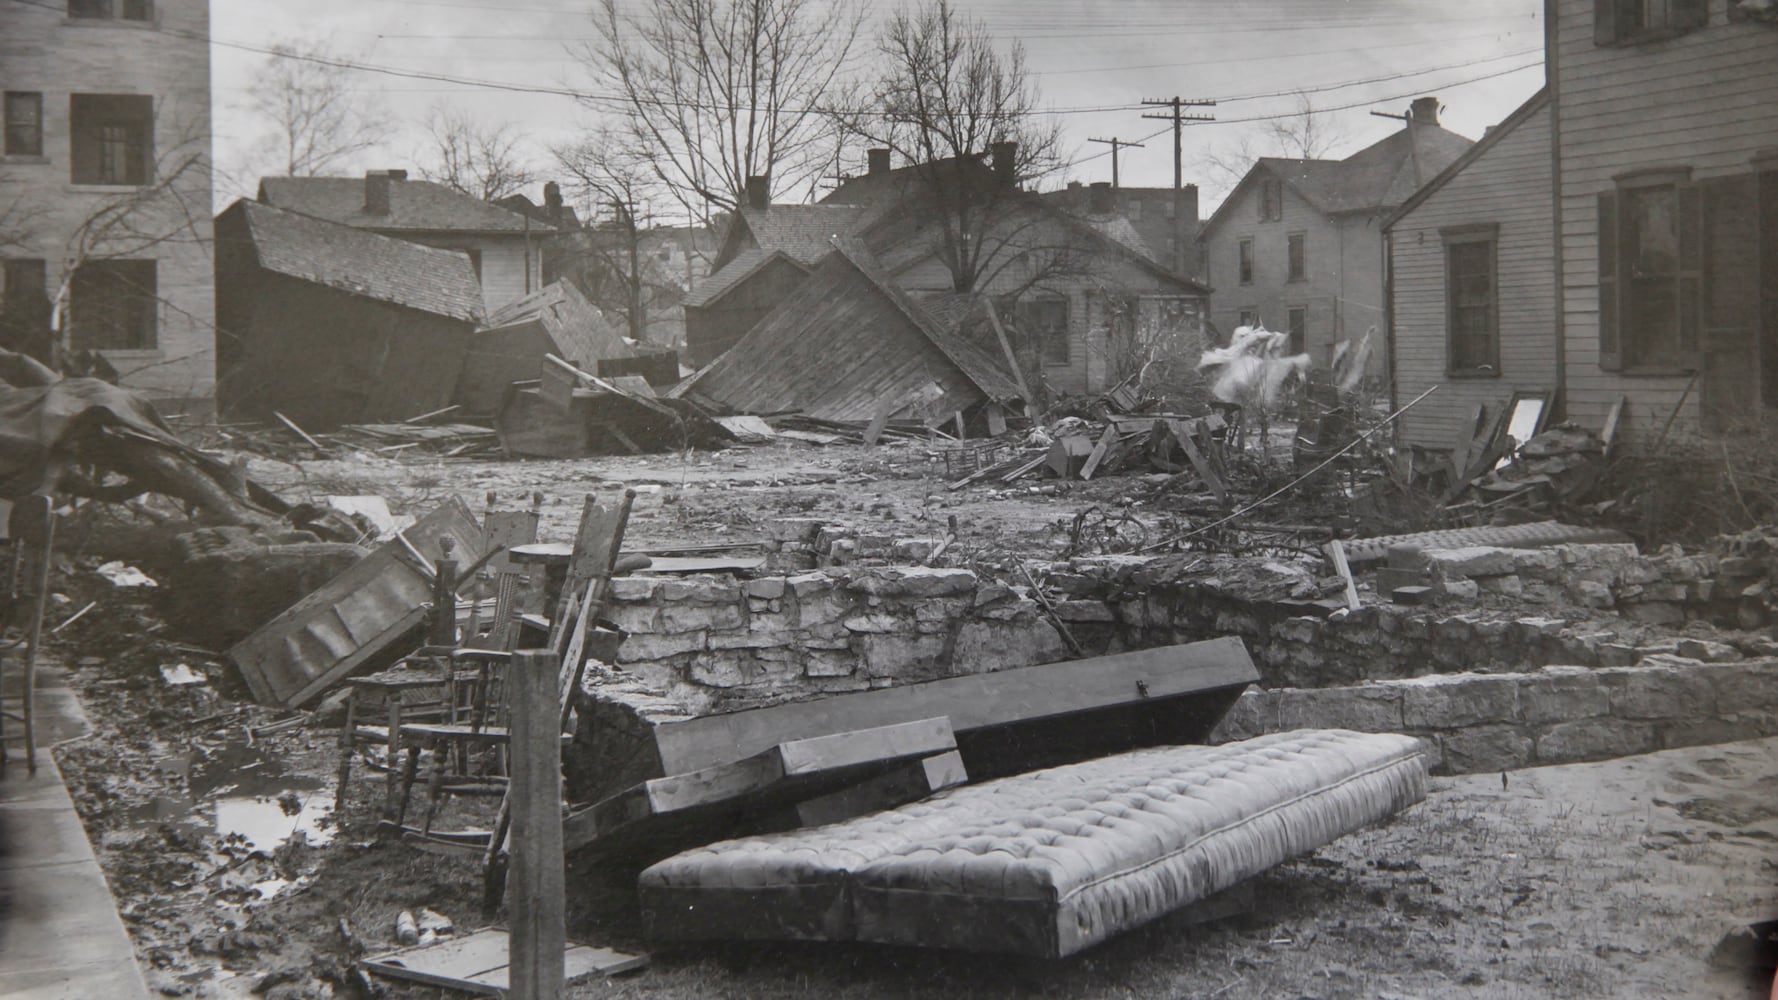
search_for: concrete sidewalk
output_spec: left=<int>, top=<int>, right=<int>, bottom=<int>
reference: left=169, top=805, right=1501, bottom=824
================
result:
left=1, top=666, right=151, bottom=1000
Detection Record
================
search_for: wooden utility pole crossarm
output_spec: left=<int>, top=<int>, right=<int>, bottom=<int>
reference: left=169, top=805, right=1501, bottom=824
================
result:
left=1140, top=97, right=1217, bottom=190
left=1086, top=137, right=1145, bottom=189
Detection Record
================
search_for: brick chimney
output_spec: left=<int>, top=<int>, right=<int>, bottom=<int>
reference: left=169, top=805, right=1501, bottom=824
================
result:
left=989, top=141, right=1017, bottom=190
left=744, top=175, right=770, bottom=209
left=866, top=148, right=891, bottom=175
left=1409, top=96, right=1440, bottom=126
left=543, top=180, right=563, bottom=222
left=1088, top=181, right=1114, bottom=214
left=364, top=169, right=405, bottom=215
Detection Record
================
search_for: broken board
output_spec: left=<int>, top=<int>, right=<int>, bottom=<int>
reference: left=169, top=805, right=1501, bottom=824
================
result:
left=783, top=750, right=967, bottom=829
left=226, top=497, right=486, bottom=707
left=631, top=637, right=1257, bottom=785
left=564, top=717, right=957, bottom=855
left=363, top=928, right=646, bottom=995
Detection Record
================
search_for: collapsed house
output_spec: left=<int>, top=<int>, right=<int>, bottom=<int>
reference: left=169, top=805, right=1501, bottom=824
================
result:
left=213, top=199, right=484, bottom=430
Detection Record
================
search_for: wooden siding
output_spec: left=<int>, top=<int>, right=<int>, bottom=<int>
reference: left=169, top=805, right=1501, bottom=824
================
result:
left=1390, top=100, right=1556, bottom=451
left=400, top=232, right=538, bottom=311
left=1554, top=0, right=1778, bottom=437
left=683, top=255, right=811, bottom=366
left=1203, top=179, right=1385, bottom=373
left=455, top=322, right=551, bottom=418
left=217, top=273, right=471, bottom=430
left=691, top=256, right=986, bottom=422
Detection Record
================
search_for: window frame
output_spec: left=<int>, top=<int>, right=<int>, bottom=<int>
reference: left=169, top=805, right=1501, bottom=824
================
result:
left=67, top=0, right=154, bottom=19
left=1237, top=308, right=1260, bottom=330
left=1286, top=232, right=1307, bottom=283
left=68, top=258, right=158, bottom=351
left=1442, top=223, right=1501, bottom=378
left=69, top=93, right=154, bottom=186
left=1598, top=167, right=1701, bottom=374
left=1237, top=237, right=1254, bottom=284
left=1016, top=292, right=1071, bottom=368
left=1286, top=306, right=1307, bottom=355
left=1258, top=177, right=1284, bottom=223
left=1594, top=0, right=1708, bottom=47
left=3, top=92, right=43, bottom=158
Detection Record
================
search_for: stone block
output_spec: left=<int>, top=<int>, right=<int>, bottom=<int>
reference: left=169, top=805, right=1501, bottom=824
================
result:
left=1706, top=661, right=1778, bottom=711
left=1386, top=543, right=1427, bottom=570
left=708, top=630, right=793, bottom=650
left=1439, top=725, right=1535, bottom=774
left=1604, top=664, right=1715, bottom=720
left=1519, top=666, right=1611, bottom=724
left=856, top=534, right=894, bottom=558
left=802, top=650, right=858, bottom=678
left=785, top=571, right=834, bottom=596
left=617, top=630, right=707, bottom=662
left=1718, top=555, right=1765, bottom=577
left=892, top=538, right=937, bottom=562
left=1573, top=579, right=1615, bottom=608
left=1676, top=638, right=1741, bottom=662
left=1434, top=577, right=1479, bottom=601
left=1069, top=554, right=1156, bottom=580
left=979, top=599, right=1040, bottom=622
left=1535, top=719, right=1658, bottom=764
left=840, top=566, right=978, bottom=598
left=1475, top=574, right=1525, bottom=597
left=766, top=517, right=827, bottom=543
left=602, top=602, right=661, bottom=636
left=1623, top=601, right=1686, bottom=625
left=659, top=576, right=739, bottom=603
left=1054, top=600, right=1116, bottom=622
left=1276, top=685, right=1402, bottom=732
left=1274, top=616, right=1322, bottom=644
left=1508, top=548, right=1563, bottom=581
left=689, top=650, right=761, bottom=688
left=744, top=577, right=788, bottom=600
left=1425, top=546, right=1520, bottom=579
left=953, top=620, right=1067, bottom=673
left=1616, top=559, right=1664, bottom=586
left=974, top=582, right=1017, bottom=608
left=1659, top=712, right=1778, bottom=751
left=842, top=612, right=902, bottom=634
left=661, top=602, right=744, bottom=633
left=607, top=576, right=660, bottom=602
left=1374, top=567, right=1427, bottom=595
left=1391, top=585, right=1436, bottom=606
left=860, top=632, right=951, bottom=679
left=1206, top=690, right=1275, bottom=743
left=1399, top=673, right=1520, bottom=728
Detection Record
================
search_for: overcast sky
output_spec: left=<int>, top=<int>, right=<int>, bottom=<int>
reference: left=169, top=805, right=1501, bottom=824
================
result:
left=210, top=0, right=1546, bottom=219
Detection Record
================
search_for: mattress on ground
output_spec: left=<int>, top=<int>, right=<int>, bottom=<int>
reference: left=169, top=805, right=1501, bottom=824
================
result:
left=640, top=730, right=1428, bottom=957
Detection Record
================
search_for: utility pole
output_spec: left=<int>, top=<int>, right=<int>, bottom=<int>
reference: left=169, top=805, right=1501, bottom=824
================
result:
left=1140, top=97, right=1217, bottom=190
left=1086, top=136, right=1145, bottom=188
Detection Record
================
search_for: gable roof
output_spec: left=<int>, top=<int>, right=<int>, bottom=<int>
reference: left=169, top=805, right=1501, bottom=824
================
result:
left=257, top=176, right=552, bottom=234
left=479, top=279, right=634, bottom=366
left=732, top=204, right=869, bottom=265
left=682, top=248, right=807, bottom=309
left=223, top=199, right=484, bottom=322
left=1202, top=120, right=1475, bottom=236
left=1383, top=89, right=1551, bottom=231
left=820, top=153, right=996, bottom=207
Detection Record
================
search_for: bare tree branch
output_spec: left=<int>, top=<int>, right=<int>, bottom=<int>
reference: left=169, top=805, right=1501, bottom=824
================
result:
left=417, top=105, right=539, bottom=201
left=244, top=39, right=389, bottom=177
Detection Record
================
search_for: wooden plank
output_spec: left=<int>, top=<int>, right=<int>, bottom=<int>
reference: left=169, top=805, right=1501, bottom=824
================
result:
left=862, top=397, right=896, bottom=447
left=788, top=751, right=968, bottom=829
left=1169, top=419, right=1227, bottom=505
left=984, top=402, right=1007, bottom=437
left=364, top=929, right=646, bottom=995
left=639, top=556, right=767, bottom=574
left=1600, top=395, right=1626, bottom=460
left=508, top=649, right=566, bottom=1000
left=1078, top=424, right=1119, bottom=481
left=568, top=718, right=956, bottom=852
left=648, top=638, right=1257, bottom=778
left=273, top=411, right=327, bottom=453
left=1324, top=539, right=1361, bottom=612
left=983, top=299, right=1034, bottom=406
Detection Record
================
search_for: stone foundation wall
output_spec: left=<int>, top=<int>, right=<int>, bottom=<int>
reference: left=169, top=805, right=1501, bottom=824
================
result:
left=1208, top=655, right=1778, bottom=774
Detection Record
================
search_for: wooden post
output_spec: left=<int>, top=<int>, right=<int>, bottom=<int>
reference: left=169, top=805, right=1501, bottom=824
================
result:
left=20, top=495, right=53, bottom=774
left=507, top=648, right=565, bottom=1000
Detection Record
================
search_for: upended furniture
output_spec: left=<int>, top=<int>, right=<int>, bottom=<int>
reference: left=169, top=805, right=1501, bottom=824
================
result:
left=639, top=729, right=1428, bottom=959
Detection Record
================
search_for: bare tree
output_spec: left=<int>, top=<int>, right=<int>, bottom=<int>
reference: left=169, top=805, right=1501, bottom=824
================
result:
left=843, top=0, right=1068, bottom=295
left=244, top=39, right=388, bottom=177
left=1198, top=93, right=1351, bottom=205
left=577, top=0, right=864, bottom=225
left=553, top=132, right=684, bottom=342
left=417, top=106, right=538, bottom=201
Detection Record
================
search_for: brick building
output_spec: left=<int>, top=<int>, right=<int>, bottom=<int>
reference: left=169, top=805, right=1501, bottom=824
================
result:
left=0, top=0, right=216, bottom=411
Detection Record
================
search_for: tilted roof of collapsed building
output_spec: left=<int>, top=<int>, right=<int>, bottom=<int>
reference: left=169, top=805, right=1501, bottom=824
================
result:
left=257, top=171, right=554, bottom=235
left=221, top=199, right=485, bottom=322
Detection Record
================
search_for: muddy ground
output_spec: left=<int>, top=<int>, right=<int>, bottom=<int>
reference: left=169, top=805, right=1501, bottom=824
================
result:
left=42, top=437, right=1778, bottom=998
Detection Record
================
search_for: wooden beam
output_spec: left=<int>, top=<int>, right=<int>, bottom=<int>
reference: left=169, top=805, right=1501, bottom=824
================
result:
left=787, top=751, right=967, bottom=828
left=1079, top=424, right=1119, bottom=480
left=983, top=299, right=1034, bottom=406
left=507, top=649, right=565, bottom=1000
left=1168, top=419, right=1226, bottom=505
left=646, top=638, right=1258, bottom=778
left=984, top=403, right=1007, bottom=437
left=1324, top=539, right=1361, bottom=612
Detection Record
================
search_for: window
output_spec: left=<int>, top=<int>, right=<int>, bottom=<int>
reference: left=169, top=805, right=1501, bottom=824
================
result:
left=71, top=94, right=152, bottom=185
left=1238, top=308, right=1259, bottom=329
left=69, top=260, right=157, bottom=350
left=1259, top=178, right=1283, bottom=222
left=1287, top=306, right=1306, bottom=355
left=1597, top=172, right=1701, bottom=371
left=1595, top=0, right=1707, bottom=45
left=1287, top=232, right=1307, bottom=282
left=1443, top=225, right=1499, bottom=375
left=4, top=93, right=42, bottom=157
left=68, top=0, right=153, bottom=19
left=1, top=259, right=50, bottom=358
left=1237, top=238, right=1254, bottom=284
left=1016, top=293, right=1070, bottom=366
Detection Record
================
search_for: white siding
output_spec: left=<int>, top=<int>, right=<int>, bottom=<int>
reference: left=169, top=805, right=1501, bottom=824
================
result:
left=1390, top=99, right=1556, bottom=451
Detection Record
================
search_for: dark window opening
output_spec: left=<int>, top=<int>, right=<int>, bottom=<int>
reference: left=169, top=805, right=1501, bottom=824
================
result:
left=1238, top=308, right=1259, bottom=329
left=1595, top=0, right=1707, bottom=45
left=1259, top=178, right=1283, bottom=222
left=68, top=0, right=153, bottom=19
left=1, top=259, right=52, bottom=361
left=70, top=94, right=152, bottom=185
left=1598, top=179, right=1702, bottom=372
left=1446, top=237, right=1499, bottom=374
left=4, top=92, right=43, bottom=157
left=1016, top=294, right=1070, bottom=366
left=1287, top=232, right=1307, bottom=282
left=1237, top=238, right=1254, bottom=284
left=69, top=259, right=157, bottom=350
left=1287, top=306, right=1306, bottom=355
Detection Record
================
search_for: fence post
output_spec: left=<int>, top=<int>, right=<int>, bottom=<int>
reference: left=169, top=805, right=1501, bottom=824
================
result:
left=507, top=648, right=564, bottom=999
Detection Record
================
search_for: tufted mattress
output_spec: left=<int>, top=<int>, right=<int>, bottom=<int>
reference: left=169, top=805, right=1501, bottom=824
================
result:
left=639, top=730, right=1427, bottom=958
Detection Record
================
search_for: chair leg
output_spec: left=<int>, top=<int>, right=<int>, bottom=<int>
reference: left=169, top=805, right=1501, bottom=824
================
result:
left=480, top=794, right=513, bottom=917
left=334, top=697, right=357, bottom=813
left=382, top=702, right=403, bottom=821
left=395, top=744, right=422, bottom=829
left=421, top=739, right=451, bottom=837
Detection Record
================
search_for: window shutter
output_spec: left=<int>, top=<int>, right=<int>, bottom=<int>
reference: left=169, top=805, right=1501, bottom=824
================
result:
left=1597, top=192, right=1621, bottom=370
left=1674, top=0, right=1708, bottom=30
left=1594, top=0, right=1619, bottom=45
left=1677, top=181, right=1703, bottom=366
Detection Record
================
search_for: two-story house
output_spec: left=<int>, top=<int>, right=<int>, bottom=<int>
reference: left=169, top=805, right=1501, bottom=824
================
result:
left=257, top=170, right=550, bottom=312
left=1200, top=97, right=1473, bottom=378
left=0, top=0, right=215, bottom=412
left=1385, top=0, right=1778, bottom=449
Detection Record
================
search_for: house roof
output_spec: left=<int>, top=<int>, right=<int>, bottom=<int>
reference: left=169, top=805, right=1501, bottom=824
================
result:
left=257, top=176, right=553, bottom=234
left=479, top=279, right=638, bottom=366
left=734, top=204, right=869, bottom=265
left=820, top=153, right=995, bottom=207
left=682, top=248, right=807, bottom=309
left=225, top=199, right=484, bottom=322
left=1382, top=89, right=1551, bottom=231
left=1202, top=120, right=1475, bottom=236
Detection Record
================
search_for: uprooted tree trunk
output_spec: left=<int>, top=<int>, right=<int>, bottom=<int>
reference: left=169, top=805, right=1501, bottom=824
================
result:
left=0, top=348, right=283, bottom=528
